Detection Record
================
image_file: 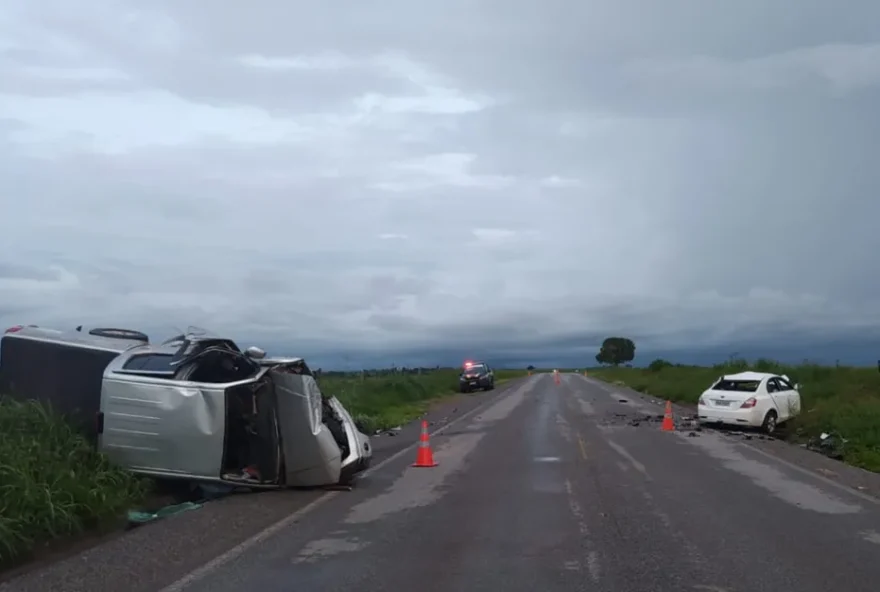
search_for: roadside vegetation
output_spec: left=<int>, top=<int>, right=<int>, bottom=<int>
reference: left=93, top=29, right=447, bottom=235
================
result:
left=589, top=359, right=880, bottom=473
left=0, top=367, right=527, bottom=566
left=320, top=368, right=526, bottom=433
left=0, top=398, right=148, bottom=567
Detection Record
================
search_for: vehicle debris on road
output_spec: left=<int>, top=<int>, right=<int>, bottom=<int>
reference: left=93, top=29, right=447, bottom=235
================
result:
left=127, top=502, right=203, bottom=529
left=806, top=431, right=848, bottom=460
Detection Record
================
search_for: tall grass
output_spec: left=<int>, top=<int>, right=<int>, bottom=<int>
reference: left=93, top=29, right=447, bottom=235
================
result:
left=319, top=368, right=526, bottom=433
left=0, top=398, right=148, bottom=565
left=589, top=360, right=880, bottom=472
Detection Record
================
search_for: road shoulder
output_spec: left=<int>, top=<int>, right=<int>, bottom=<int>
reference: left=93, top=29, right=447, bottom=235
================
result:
left=583, top=374, right=880, bottom=502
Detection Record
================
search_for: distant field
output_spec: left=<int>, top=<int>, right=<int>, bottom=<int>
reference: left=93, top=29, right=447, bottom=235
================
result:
left=319, top=368, right=527, bottom=433
left=588, top=361, right=880, bottom=473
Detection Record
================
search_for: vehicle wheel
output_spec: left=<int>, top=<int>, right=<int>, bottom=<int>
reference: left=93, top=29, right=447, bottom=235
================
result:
left=460, top=386, right=469, bottom=394
left=488, top=381, right=495, bottom=391
left=761, top=410, right=778, bottom=435
left=88, top=328, right=149, bottom=342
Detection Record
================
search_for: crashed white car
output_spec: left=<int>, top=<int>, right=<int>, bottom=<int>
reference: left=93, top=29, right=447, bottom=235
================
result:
left=0, top=325, right=371, bottom=487
left=697, top=371, right=802, bottom=435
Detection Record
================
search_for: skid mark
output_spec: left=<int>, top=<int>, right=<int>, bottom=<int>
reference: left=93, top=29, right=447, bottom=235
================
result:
left=641, top=489, right=706, bottom=567
left=344, top=432, right=484, bottom=524
left=582, top=376, right=613, bottom=392
left=606, top=439, right=651, bottom=480
left=471, top=383, right=529, bottom=425
left=555, top=413, right=573, bottom=442
left=292, top=537, right=367, bottom=564
left=682, top=431, right=861, bottom=514
left=862, top=530, right=880, bottom=545
left=576, top=397, right=596, bottom=416
left=605, top=390, right=652, bottom=414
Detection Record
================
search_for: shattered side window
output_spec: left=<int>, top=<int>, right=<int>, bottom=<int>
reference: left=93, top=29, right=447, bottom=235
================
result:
left=122, top=354, right=175, bottom=372
left=713, top=380, right=760, bottom=392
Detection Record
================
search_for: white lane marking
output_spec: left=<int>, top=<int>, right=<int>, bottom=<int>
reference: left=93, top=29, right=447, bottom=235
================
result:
left=159, top=377, right=538, bottom=592
left=564, top=479, right=600, bottom=583
left=535, top=456, right=561, bottom=462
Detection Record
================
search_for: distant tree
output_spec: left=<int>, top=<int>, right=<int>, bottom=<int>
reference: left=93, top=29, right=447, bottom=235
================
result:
left=648, top=358, right=672, bottom=372
left=526, top=365, right=535, bottom=371
left=595, top=337, right=636, bottom=366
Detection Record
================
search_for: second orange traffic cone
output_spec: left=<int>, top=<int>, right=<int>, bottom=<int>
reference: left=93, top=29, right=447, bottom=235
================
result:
left=661, top=400, right=675, bottom=432
left=412, top=420, right=438, bottom=467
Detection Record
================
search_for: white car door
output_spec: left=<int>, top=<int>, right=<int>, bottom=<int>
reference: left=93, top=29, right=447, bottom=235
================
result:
left=767, top=376, right=789, bottom=423
left=775, top=375, right=801, bottom=419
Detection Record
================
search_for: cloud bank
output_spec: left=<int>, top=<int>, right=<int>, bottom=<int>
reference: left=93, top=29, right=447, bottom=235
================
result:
left=2, top=0, right=879, bottom=367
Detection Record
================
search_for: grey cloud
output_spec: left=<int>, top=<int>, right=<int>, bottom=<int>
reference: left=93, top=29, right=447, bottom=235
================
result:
left=1, top=0, right=879, bottom=366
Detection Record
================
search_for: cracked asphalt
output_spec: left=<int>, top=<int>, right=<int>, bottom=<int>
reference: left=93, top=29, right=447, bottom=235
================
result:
left=7, top=373, right=880, bottom=592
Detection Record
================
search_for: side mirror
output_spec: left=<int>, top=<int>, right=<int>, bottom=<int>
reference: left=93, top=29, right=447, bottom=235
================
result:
left=795, top=383, right=802, bottom=390
left=244, top=346, right=266, bottom=359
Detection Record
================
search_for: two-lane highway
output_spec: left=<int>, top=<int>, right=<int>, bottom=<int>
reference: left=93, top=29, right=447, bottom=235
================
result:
left=153, top=373, right=880, bottom=591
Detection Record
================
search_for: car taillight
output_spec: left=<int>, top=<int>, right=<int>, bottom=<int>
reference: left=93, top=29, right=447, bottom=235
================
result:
left=4, top=325, right=23, bottom=333
left=740, top=397, right=757, bottom=409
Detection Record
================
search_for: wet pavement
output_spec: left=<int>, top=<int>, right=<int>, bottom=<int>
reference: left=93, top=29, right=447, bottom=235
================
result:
left=148, top=373, right=880, bottom=592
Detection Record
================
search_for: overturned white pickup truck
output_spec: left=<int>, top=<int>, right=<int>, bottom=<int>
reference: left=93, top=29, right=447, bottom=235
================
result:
left=0, top=325, right=372, bottom=487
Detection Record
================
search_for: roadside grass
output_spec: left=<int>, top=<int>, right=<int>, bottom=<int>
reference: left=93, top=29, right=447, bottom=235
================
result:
left=0, top=397, right=148, bottom=566
left=588, top=361, right=880, bottom=473
left=320, top=368, right=527, bottom=434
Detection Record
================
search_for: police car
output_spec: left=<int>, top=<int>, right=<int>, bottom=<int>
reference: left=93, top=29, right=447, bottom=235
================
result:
left=459, top=360, right=495, bottom=393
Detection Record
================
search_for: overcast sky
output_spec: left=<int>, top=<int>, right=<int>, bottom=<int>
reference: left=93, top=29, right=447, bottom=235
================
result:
left=1, top=0, right=879, bottom=367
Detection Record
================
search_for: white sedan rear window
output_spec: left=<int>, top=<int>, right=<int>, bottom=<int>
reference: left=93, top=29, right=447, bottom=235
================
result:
left=713, top=379, right=760, bottom=392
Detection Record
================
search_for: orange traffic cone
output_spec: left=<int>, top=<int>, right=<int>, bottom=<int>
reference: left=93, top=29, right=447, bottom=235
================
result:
left=661, top=400, right=675, bottom=432
left=412, top=420, right=438, bottom=467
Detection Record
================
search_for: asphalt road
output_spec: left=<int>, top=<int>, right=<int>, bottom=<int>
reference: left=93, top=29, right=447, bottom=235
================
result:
left=6, top=373, right=880, bottom=591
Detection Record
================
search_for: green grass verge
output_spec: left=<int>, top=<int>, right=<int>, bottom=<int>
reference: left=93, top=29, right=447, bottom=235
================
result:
left=588, top=361, right=880, bottom=473
left=320, top=368, right=527, bottom=434
left=0, top=397, right=148, bottom=566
